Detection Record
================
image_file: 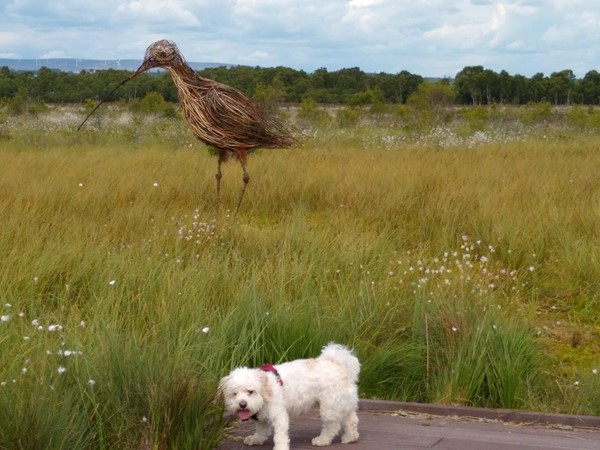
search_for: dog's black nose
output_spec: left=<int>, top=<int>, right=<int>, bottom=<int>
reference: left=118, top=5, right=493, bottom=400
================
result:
left=239, top=400, right=247, bottom=409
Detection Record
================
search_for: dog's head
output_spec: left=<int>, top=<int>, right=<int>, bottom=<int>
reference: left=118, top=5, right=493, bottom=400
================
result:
left=216, top=368, right=273, bottom=421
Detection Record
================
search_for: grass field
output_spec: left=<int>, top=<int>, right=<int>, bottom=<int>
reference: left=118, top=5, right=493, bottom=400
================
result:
left=1, top=105, right=600, bottom=449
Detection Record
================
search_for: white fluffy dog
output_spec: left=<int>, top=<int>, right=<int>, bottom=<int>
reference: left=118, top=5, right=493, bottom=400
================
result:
left=217, top=343, right=360, bottom=450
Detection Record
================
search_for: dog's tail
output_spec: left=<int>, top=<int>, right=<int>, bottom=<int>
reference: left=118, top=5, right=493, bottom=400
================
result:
left=319, top=342, right=360, bottom=382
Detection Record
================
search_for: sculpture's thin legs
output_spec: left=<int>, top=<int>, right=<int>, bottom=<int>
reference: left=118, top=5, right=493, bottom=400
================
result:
left=215, top=150, right=227, bottom=211
left=234, top=147, right=249, bottom=217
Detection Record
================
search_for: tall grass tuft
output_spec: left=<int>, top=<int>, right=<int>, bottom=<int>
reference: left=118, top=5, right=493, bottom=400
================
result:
left=418, top=297, right=541, bottom=409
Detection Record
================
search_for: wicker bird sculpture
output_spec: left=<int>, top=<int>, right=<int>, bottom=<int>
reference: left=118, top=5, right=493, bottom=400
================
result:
left=79, top=40, right=295, bottom=215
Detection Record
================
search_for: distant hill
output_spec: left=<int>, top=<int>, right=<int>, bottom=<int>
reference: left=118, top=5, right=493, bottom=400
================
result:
left=0, top=58, right=231, bottom=73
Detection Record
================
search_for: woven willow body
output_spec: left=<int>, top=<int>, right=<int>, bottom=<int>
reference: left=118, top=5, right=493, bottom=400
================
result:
left=140, top=41, right=295, bottom=214
left=172, top=63, right=294, bottom=152
left=157, top=52, right=294, bottom=153
left=81, top=40, right=296, bottom=215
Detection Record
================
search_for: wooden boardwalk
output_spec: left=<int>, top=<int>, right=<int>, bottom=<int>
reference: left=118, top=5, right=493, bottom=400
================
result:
left=218, top=400, right=600, bottom=450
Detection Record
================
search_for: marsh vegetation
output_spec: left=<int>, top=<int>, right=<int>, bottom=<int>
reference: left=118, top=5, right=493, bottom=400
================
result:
left=1, top=102, right=599, bottom=449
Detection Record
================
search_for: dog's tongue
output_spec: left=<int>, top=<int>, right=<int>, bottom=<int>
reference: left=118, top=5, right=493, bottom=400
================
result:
left=237, top=409, right=252, bottom=421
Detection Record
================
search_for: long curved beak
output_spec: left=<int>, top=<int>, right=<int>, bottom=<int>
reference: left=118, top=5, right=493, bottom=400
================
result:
left=77, top=58, right=157, bottom=131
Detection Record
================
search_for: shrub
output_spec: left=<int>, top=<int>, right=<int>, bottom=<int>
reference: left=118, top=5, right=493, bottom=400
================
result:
left=520, top=102, right=553, bottom=125
left=254, top=77, right=286, bottom=116
left=297, top=98, right=331, bottom=128
left=131, top=91, right=178, bottom=118
left=407, top=82, right=456, bottom=130
left=0, top=112, right=9, bottom=140
left=82, top=98, right=97, bottom=114
left=408, top=82, right=455, bottom=111
left=336, top=107, right=360, bottom=128
left=461, top=105, right=490, bottom=131
left=6, top=87, right=30, bottom=115
left=27, top=101, right=49, bottom=116
left=566, top=105, right=600, bottom=129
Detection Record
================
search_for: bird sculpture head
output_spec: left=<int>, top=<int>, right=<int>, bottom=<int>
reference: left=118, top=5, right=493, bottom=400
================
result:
left=133, top=39, right=187, bottom=75
left=77, top=40, right=187, bottom=131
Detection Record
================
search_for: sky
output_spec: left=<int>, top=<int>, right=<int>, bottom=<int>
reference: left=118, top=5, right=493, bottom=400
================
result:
left=0, top=0, right=598, bottom=78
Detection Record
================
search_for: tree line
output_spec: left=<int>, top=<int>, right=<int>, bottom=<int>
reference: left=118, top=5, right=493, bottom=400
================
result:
left=1, top=64, right=599, bottom=107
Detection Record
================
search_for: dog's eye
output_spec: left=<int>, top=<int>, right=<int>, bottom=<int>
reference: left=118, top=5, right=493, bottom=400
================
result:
left=248, top=390, right=254, bottom=395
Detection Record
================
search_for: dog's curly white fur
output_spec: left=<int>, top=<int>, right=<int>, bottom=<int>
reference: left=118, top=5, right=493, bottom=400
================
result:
left=217, top=343, right=360, bottom=450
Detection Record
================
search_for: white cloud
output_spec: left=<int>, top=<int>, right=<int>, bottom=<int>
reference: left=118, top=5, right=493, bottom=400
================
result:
left=238, top=50, right=270, bottom=63
left=342, top=0, right=385, bottom=31
left=40, top=50, right=68, bottom=58
left=0, top=30, right=24, bottom=47
left=116, top=0, right=200, bottom=26
left=0, top=0, right=598, bottom=76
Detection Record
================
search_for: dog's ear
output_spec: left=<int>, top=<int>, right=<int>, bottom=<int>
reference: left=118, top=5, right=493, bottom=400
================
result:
left=213, top=376, right=229, bottom=405
left=259, top=372, right=273, bottom=403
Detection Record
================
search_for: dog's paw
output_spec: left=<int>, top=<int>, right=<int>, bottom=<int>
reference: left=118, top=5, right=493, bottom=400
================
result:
left=311, top=435, right=333, bottom=447
left=341, top=431, right=359, bottom=444
left=244, top=434, right=268, bottom=446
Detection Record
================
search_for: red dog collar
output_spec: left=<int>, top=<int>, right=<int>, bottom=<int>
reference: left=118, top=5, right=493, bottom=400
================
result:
left=260, top=363, right=283, bottom=386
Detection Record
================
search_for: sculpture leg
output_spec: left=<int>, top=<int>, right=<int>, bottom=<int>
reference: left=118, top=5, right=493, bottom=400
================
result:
left=215, top=151, right=226, bottom=211
left=234, top=147, right=249, bottom=216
